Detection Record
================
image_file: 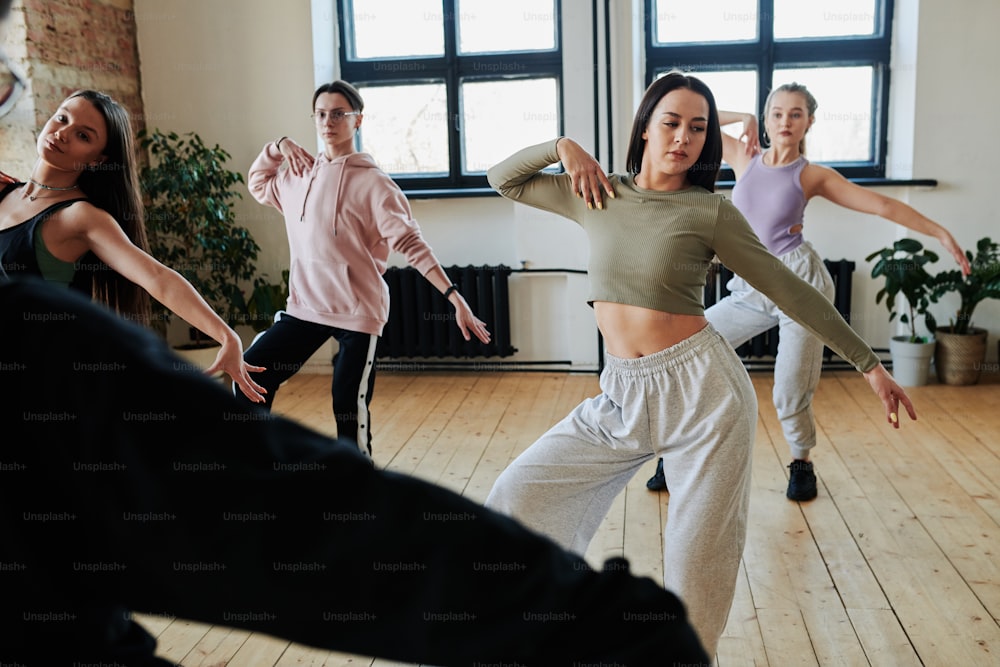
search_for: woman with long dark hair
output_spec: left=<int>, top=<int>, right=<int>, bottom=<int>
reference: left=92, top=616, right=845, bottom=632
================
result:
left=0, top=89, right=265, bottom=401
left=484, top=71, right=916, bottom=657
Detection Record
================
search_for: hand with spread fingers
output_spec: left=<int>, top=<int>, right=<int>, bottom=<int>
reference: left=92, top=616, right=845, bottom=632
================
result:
left=204, top=334, right=267, bottom=403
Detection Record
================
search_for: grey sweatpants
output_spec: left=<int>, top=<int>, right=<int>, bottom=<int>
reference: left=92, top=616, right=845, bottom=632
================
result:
left=705, top=242, right=835, bottom=461
left=485, top=324, right=757, bottom=658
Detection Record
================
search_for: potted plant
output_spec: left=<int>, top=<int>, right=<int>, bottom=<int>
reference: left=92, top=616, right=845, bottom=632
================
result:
left=247, top=269, right=290, bottom=334
left=138, top=129, right=261, bottom=368
left=866, top=238, right=939, bottom=386
left=928, top=237, right=1000, bottom=385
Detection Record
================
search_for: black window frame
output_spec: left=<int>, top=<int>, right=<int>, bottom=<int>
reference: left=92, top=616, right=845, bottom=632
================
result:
left=337, top=0, right=564, bottom=194
left=644, top=0, right=895, bottom=184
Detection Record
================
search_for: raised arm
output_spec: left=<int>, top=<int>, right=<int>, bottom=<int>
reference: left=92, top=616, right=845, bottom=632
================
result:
left=248, top=138, right=316, bottom=211
left=555, top=137, right=616, bottom=210
left=803, top=163, right=971, bottom=275
left=486, top=138, right=595, bottom=221
left=718, top=110, right=760, bottom=176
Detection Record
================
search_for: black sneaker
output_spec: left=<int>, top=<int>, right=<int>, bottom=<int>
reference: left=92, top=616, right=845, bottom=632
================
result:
left=646, top=458, right=668, bottom=492
left=786, top=460, right=817, bottom=501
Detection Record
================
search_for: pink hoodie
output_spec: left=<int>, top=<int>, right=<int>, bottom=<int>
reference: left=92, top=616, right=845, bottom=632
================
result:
left=248, top=143, right=442, bottom=336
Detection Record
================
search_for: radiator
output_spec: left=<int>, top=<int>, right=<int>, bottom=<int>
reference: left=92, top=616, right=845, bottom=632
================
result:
left=704, top=259, right=856, bottom=366
left=378, top=265, right=517, bottom=359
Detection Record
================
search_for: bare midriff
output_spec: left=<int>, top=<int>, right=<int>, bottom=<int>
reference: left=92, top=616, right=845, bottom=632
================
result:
left=594, top=301, right=708, bottom=358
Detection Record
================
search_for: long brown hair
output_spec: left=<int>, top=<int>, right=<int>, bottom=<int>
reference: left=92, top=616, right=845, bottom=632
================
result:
left=67, top=90, right=151, bottom=325
left=625, top=71, right=723, bottom=192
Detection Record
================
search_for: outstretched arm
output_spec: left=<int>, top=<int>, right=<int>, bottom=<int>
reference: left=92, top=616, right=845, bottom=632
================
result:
left=77, top=209, right=267, bottom=402
left=714, top=200, right=918, bottom=428
left=3, top=276, right=709, bottom=665
left=423, top=265, right=492, bottom=345
left=805, top=164, right=971, bottom=275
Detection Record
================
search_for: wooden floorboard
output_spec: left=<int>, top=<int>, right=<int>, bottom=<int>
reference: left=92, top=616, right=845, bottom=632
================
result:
left=133, top=368, right=1000, bottom=666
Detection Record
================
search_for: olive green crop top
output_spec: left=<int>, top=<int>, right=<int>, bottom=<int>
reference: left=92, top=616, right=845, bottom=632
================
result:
left=487, top=139, right=880, bottom=373
left=34, top=223, right=76, bottom=286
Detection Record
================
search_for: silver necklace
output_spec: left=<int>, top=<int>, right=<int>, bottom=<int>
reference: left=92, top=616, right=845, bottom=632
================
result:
left=27, top=178, right=79, bottom=201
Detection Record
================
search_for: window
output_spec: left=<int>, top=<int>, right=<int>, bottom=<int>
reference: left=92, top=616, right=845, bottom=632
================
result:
left=338, top=0, right=562, bottom=193
left=645, top=0, right=894, bottom=182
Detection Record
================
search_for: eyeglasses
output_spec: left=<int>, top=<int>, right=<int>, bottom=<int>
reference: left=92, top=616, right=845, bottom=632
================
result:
left=311, top=110, right=361, bottom=124
left=0, top=49, right=26, bottom=119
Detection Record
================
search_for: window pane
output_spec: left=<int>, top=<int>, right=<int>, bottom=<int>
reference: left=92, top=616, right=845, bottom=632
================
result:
left=687, top=70, right=758, bottom=144
left=774, top=0, right=877, bottom=39
left=356, top=83, right=449, bottom=175
left=461, top=78, right=559, bottom=173
left=350, top=0, right=443, bottom=59
left=457, top=0, right=556, bottom=53
left=772, top=67, right=873, bottom=162
left=653, top=0, right=757, bottom=44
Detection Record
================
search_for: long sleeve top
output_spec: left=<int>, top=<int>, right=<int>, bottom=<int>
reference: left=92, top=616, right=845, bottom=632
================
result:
left=248, top=144, right=443, bottom=336
left=487, top=139, right=879, bottom=372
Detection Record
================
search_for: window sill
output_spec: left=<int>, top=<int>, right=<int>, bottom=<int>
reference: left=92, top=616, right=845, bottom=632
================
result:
left=402, top=178, right=939, bottom=199
left=715, top=178, right=939, bottom=190
left=402, top=187, right=498, bottom=200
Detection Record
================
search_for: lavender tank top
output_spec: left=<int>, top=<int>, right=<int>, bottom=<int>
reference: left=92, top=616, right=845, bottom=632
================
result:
left=731, top=153, right=808, bottom=256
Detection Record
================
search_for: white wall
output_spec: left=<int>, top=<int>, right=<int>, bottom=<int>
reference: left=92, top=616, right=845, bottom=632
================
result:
left=135, top=0, right=1000, bottom=369
left=907, top=0, right=1000, bottom=348
left=134, top=0, right=314, bottom=347
left=794, top=0, right=1000, bottom=356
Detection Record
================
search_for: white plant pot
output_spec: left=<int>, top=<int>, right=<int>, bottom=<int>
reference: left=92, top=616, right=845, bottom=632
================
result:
left=889, top=336, right=936, bottom=386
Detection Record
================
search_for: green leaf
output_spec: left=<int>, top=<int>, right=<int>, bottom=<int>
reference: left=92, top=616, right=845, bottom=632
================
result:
left=140, top=128, right=267, bottom=329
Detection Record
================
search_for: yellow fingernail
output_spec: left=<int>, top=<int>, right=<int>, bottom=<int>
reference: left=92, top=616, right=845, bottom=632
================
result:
left=890, top=413, right=898, bottom=423
left=596, top=201, right=603, bottom=210
left=587, top=201, right=593, bottom=210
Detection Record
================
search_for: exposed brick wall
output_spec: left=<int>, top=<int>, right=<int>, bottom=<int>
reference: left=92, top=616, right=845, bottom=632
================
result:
left=0, top=0, right=142, bottom=179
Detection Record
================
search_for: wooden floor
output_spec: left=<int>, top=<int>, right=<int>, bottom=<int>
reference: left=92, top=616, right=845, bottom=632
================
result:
left=136, top=369, right=1000, bottom=666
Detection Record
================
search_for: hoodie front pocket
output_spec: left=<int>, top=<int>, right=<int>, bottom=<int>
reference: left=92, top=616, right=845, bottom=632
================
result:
left=291, top=259, right=359, bottom=316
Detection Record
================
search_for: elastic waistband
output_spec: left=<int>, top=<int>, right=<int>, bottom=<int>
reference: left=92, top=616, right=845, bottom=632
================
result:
left=604, top=324, right=724, bottom=377
left=777, top=240, right=820, bottom=264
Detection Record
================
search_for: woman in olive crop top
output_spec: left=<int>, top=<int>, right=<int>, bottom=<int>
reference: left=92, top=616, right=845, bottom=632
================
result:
left=646, top=82, right=969, bottom=502
left=484, top=72, right=915, bottom=659
left=0, top=89, right=265, bottom=402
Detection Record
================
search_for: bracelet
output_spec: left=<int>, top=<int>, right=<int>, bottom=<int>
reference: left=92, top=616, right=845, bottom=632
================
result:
left=275, top=136, right=288, bottom=150
left=443, top=284, right=459, bottom=299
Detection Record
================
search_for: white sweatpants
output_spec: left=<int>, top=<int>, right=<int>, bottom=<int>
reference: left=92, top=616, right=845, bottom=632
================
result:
left=705, top=242, right=835, bottom=460
left=485, top=324, right=757, bottom=657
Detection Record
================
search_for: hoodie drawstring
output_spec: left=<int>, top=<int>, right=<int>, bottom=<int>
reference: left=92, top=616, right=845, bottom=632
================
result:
left=300, top=169, right=317, bottom=224
left=299, top=158, right=348, bottom=236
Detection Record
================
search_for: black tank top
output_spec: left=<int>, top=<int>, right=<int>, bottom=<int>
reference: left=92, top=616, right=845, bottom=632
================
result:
left=0, top=182, right=87, bottom=282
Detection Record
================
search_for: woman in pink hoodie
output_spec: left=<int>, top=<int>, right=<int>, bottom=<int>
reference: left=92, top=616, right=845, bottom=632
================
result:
left=243, top=80, right=491, bottom=457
